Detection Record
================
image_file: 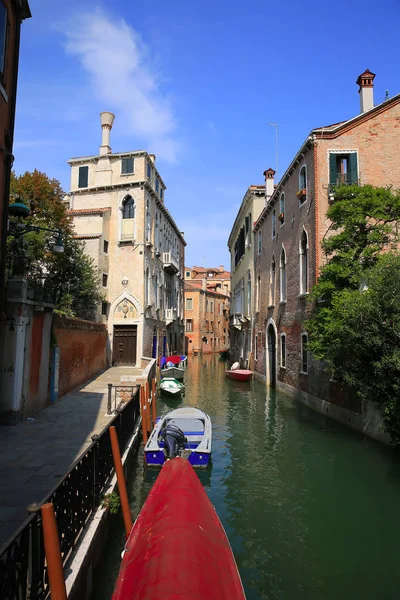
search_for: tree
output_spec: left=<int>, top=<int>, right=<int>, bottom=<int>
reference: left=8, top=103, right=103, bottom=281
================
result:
left=9, top=170, right=102, bottom=320
left=307, top=185, right=400, bottom=445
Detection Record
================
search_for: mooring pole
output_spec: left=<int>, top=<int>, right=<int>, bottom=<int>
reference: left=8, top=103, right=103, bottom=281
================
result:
left=140, top=385, right=148, bottom=443
left=151, top=377, right=157, bottom=425
left=107, top=383, right=113, bottom=415
left=41, top=503, right=67, bottom=600
left=109, top=426, right=133, bottom=538
left=145, top=381, right=151, bottom=433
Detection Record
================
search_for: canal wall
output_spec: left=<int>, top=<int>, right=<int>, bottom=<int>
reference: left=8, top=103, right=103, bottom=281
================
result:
left=65, top=418, right=142, bottom=600
left=53, top=315, right=108, bottom=398
left=276, top=379, right=390, bottom=445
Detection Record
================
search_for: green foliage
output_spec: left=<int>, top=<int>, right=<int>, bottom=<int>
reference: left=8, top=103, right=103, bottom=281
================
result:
left=307, top=185, right=400, bottom=446
left=9, top=170, right=102, bottom=321
left=101, top=492, right=121, bottom=515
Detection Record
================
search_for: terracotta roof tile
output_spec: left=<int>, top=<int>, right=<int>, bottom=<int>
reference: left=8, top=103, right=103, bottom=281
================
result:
left=67, top=207, right=111, bottom=215
left=74, top=234, right=101, bottom=239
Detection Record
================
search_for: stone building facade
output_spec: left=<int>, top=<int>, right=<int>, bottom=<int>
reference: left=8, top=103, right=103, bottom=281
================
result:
left=227, top=181, right=274, bottom=366
left=64, top=112, right=185, bottom=366
left=253, top=70, right=400, bottom=432
left=184, top=271, right=230, bottom=355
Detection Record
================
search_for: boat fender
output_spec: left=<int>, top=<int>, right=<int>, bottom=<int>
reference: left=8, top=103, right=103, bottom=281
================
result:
left=231, top=362, right=240, bottom=370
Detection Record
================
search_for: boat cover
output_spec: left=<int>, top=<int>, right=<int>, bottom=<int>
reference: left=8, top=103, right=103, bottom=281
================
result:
left=112, top=458, right=245, bottom=600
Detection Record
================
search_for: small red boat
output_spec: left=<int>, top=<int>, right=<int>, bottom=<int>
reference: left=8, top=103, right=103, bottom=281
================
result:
left=112, top=458, right=245, bottom=600
left=225, top=369, right=253, bottom=382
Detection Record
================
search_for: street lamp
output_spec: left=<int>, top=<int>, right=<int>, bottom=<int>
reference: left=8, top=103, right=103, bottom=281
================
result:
left=8, top=199, right=64, bottom=253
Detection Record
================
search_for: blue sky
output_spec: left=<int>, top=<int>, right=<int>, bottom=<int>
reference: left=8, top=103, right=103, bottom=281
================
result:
left=14, top=0, right=400, bottom=268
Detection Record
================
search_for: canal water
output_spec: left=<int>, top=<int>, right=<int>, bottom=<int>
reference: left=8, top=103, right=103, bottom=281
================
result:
left=92, top=354, right=400, bottom=599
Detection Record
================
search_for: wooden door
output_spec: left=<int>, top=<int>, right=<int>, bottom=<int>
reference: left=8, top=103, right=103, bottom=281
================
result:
left=113, top=325, right=137, bottom=365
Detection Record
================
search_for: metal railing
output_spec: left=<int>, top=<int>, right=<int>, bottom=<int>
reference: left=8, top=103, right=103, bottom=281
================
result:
left=107, top=384, right=137, bottom=415
left=165, top=307, right=177, bottom=323
left=0, top=388, right=140, bottom=600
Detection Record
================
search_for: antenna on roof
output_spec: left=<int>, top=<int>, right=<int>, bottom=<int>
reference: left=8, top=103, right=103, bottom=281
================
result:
left=385, top=89, right=389, bottom=101
left=267, top=123, right=279, bottom=180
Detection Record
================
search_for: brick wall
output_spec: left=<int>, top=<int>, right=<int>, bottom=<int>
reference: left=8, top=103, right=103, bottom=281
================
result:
left=53, top=315, right=107, bottom=398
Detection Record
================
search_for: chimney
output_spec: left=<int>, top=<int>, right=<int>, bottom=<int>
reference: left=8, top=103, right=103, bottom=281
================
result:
left=202, top=279, right=207, bottom=291
left=357, top=69, right=375, bottom=113
left=219, top=265, right=224, bottom=272
left=149, top=154, right=156, bottom=164
left=263, top=168, right=275, bottom=200
left=100, top=111, right=115, bottom=155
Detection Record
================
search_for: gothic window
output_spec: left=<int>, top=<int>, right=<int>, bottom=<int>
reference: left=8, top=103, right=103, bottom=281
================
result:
left=300, top=229, right=309, bottom=295
left=122, top=196, right=135, bottom=219
left=299, top=166, right=307, bottom=204
left=270, top=255, right=276, bottom=306
left=280, top=246, right=287, bottom=303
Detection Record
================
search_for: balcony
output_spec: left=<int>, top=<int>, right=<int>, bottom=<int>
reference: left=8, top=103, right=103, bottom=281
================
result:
left=328, top=178, right=359, bottom=203
left=165, top=307, right=177, bottom=324
left=162, top=252, right=179, bottom=274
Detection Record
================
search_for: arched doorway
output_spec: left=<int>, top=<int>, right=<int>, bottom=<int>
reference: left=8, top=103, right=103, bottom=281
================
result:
left=266, top=321, right=277, bottom=388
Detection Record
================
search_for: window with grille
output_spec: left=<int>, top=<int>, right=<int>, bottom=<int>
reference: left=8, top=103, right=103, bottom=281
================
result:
left=280, top=334, right=286, bottom=368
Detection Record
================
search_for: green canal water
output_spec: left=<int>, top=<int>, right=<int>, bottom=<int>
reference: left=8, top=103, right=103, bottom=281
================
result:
left=92, top=354, right=400, bottom=599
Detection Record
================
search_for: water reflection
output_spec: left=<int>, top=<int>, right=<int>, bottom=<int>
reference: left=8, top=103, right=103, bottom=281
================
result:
left=92, top=354, right=400, bottom=600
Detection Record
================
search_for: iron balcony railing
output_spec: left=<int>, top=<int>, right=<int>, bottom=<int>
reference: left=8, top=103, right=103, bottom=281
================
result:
left=0, top=387, right=140, bottom=600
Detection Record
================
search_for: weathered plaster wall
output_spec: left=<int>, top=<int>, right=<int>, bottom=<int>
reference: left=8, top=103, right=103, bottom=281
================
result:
left=53, top=316, right=107, bottom=398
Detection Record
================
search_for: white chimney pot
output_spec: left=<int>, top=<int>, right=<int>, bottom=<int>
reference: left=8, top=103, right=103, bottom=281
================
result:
left=100, top=111, right=115, bottom=155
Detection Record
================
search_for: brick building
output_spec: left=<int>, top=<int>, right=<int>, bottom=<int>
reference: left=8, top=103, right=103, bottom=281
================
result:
left=184, top=266, right=230, bottom=354
left=0, top=0, right=31, bottom=313
left=64, top=112, right=185, bottom=366
left=253, top=70, right=400, bottom=427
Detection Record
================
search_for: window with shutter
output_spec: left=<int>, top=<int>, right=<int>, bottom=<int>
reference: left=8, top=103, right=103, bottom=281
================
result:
left=121, top=157, right=134, bottom=174
left=78, top=166, right=89, bottom=188
left=329, top=152, right=358, bottom=186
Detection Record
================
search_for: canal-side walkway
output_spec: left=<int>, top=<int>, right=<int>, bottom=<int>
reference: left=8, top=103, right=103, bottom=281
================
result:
left=0, top=366, right=143, bottom=547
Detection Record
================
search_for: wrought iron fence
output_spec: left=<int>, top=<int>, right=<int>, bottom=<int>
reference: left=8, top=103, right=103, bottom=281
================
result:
left=107, top=384, right=137, bottom=415
left=0, top=387, right=140, bottom=600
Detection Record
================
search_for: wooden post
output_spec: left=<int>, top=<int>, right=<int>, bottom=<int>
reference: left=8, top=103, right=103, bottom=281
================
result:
left=145, top=381, right=151, bottom=433
left=41, top=503, right=67, bottom=600
left=109, top=426, right=133, bottom=538
left=140, top=386, right=148, bottom=443
left=151, top=377, right=156, bottom=425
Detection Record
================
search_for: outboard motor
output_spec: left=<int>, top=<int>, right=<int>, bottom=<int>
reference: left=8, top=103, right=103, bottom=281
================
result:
left=160, top=424, right=187, bottom=459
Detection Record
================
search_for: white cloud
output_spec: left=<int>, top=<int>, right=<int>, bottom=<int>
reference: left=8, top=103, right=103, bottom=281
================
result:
left=63, top=9, right=181, bottom=162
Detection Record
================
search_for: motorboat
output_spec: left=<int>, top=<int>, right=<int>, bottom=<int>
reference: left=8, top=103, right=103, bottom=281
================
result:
left=225, top=369, right=253, bottom=382
left=160, top=355, right=187, bottom=380
left=159, top=377, right=185, bottom=396
left=145, top=406, right=212, bottom=468
left=112, top=458, right=245, bottom=600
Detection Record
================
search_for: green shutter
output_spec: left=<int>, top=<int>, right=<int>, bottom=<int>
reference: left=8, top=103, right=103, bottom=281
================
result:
left=78, top=166, right=88, bottom=188
left=348, top=153, right=358, bottom=184
left=329, top=154, right=337, bottom=186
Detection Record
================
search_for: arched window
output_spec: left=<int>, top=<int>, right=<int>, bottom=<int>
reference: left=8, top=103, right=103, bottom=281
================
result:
left=154, top=272, right=158, bottom=308
left=272, top=209, right=276, bottom=239
left=146, top=200, right=151, bottom=242
left=145, top=267, right=150, bottom=306
left=247, top=271, right=251, bottom=316
left=279, top=193, right=285, bottom=225
left=300, top=229, right=309, bottom=294
left=299, top=166, right=307, bottom=205
left=270, top=255, right=276, bottom=306
left=122, top=196, right=135, bottom=219
left=280, top=246, right=287, bottom=303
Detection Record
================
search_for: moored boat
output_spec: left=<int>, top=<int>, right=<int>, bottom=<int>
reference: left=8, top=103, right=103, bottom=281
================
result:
left=145, top=406, right=212, bottom=468
left=160, top=366, right=185, bottom=380
left=112, top=458, right=245, bottom=600
left=159, top=377, right=184, bottom=396
left=225, top=369, right=253, bottom=382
